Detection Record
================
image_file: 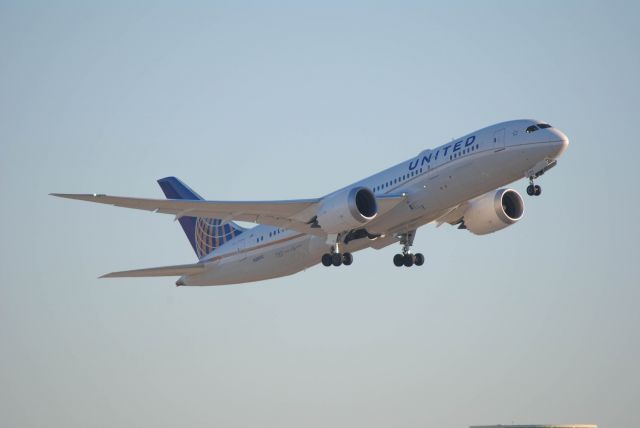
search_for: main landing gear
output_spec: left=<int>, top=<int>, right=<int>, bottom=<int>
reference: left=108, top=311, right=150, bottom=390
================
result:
left=526, top=177, right=542, bottom=196
left=321, top=252, right=353, bottom=267
left=321, top=236, right=353, bottom=267
left=393, top=231, right=424, bottom=267
left=393, top=252, right=424, bottom=267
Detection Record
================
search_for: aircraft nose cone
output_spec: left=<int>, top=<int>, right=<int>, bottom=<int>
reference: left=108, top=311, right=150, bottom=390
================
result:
left=550, top=128, right=569, bottom=157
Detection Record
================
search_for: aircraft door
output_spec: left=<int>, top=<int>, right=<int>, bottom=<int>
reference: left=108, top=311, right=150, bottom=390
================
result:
left=493, top=128, right=506, bottom=151
left=236, top=234, right=248, bottom=260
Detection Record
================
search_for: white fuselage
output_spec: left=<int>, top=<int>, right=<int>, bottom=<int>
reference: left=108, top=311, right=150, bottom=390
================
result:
left=182, top=119, right=569, bottom=286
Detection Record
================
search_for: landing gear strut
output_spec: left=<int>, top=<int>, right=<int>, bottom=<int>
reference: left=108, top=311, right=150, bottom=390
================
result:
left=393, top=231, right=424, bottom=267
left=321, top=235, right=353, bottom=267
left=526, top=177, right=542, bottom=196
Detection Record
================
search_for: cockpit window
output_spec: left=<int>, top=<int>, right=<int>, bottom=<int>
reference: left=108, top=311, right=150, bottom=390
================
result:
left=537, top=123, right=552, bottom=129
left=526, top=125, right=538, bottom=133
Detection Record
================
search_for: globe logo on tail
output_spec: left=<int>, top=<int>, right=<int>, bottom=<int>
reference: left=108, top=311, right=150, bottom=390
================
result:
left=195, top=217, right=242, bottom=258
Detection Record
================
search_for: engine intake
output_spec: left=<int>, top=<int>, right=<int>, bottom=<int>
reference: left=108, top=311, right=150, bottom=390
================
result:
left=316, top=187, right=378, bottom=233
left=463, top=188, right=524, bottom=235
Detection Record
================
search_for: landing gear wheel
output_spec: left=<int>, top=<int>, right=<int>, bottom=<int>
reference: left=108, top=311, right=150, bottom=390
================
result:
left=332, top=253, right=342, bottom=267
left=414, top=253, right=425, bottom=266
left=342, top=252, right=353, bottom=265
left=403, top=254, right=415, bottom=267
left=534, top=185, right=542, bottom=196
left=321, top=253, right=332, bottom=267
left=393, top=254, right=404, bottom=267
left=527, top=184, right=535, bottom=196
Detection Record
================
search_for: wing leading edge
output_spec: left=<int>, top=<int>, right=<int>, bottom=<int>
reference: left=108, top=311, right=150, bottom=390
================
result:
left=51, top=193, right=323, bottom=235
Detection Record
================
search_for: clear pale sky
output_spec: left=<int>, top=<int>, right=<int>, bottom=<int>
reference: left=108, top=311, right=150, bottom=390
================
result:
left=1, top=2, right=638, bottom=427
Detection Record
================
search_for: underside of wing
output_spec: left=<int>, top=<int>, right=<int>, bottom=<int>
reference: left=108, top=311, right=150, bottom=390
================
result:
left=100, top=262, right=207, bottom=278
left=375, top=194, right=408, bottom=216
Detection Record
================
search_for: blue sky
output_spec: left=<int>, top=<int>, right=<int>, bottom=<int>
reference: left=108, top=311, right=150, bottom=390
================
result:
left=1, top=2, right=639, bottom=427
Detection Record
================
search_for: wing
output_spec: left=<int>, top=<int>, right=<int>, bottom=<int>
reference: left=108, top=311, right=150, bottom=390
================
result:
left=51, top=193, right=322, bottom=234
left=50, top=193, right=405, bottom=236
left=100, top=262, right=206, bottom=278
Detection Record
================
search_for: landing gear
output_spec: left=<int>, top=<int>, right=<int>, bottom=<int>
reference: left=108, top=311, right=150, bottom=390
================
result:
left=393, top=230, right=424, bottom=268
left=321, top=253, right=332, bottom=267
left=526, top=184, right=542, bottom=196
left=393, top=252, right=424, bottom=267
left=332, top=253, right=342, bottom=266
left=393, top=254, right=404, bottom=267
left=342, top=252, right=353, bottom=266
left=321, top=235, right=353, bottom=267
left=527, top=178, right=542, bottom=196
left=403, top=254, right=415, bottom=267
left=321, top=251, right=353, bottom=267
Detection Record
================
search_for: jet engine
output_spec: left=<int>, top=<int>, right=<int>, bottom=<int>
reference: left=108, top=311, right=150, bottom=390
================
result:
left=316, top=187, right=378, bottom=233
left=462, top=188, right=524, bottom=235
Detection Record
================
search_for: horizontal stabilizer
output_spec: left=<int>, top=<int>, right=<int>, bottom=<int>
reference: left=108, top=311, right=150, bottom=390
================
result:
left=100, top=262, right=207, bottom=278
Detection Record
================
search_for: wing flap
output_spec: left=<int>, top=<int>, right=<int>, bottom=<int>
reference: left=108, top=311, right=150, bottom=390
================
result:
left=100, top=262, right=207, bottom=278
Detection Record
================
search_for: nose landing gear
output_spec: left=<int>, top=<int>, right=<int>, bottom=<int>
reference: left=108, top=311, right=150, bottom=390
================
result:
left=527, top=178, right=542, bottom=196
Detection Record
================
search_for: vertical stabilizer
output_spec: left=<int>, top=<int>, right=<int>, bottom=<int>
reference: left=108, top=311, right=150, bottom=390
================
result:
left=157, top=177, right=245, bottom=258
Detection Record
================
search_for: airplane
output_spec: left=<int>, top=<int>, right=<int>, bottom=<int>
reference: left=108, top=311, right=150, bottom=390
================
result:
left=51, top=119, right=569, bottom=286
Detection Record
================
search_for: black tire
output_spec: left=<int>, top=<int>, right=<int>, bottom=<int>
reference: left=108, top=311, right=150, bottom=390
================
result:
left=393, top=254, right=404, bottom=267
left=403, top=254, right=415, bottom=267
left=332, top=253, right=342, bottom=267
left=414, top=253, right=425, bottom=266
left=321, top=253, right=332, bottom=267
left=534, top=185, right=542, bottom=196
left=527, top=184, right=535, bottom=196
left=342, top=252, right=353, bottom=265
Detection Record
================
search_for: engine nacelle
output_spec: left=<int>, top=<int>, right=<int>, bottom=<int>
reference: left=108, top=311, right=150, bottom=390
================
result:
left=316, top=187, right=378, bottom=233
left=463, top=188, right=525, bottom=235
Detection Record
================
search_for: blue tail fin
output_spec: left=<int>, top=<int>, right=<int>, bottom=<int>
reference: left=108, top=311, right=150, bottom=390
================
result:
left=157, top=177, right=245, bottom=258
